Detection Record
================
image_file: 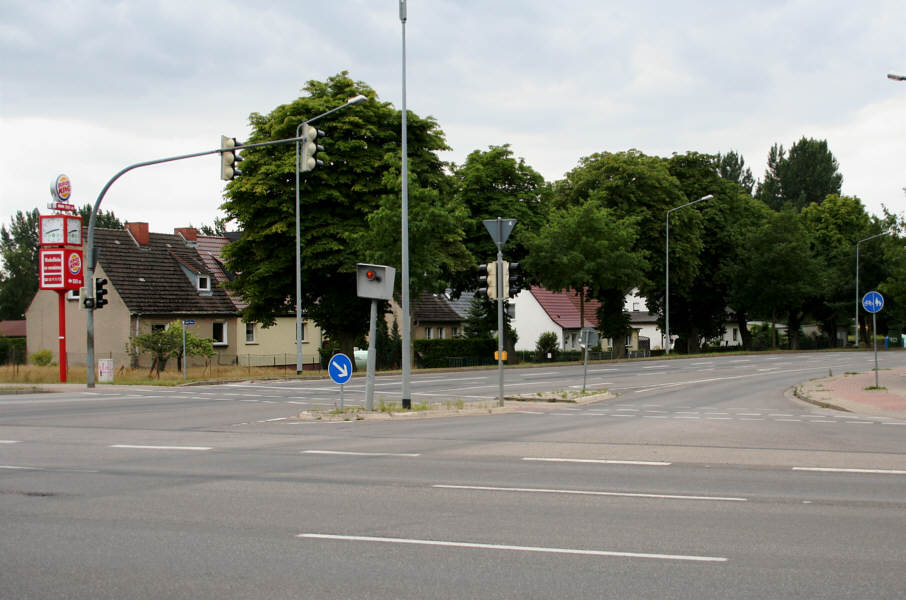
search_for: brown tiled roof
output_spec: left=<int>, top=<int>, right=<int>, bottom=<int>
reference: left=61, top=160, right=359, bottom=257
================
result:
left=0, top=320, right=26, bottom=337
left=530, top=286, right=599, bottom=329
left=94, top=228, right=236, bottom=316
left=195, top=235, right=247, bottom=310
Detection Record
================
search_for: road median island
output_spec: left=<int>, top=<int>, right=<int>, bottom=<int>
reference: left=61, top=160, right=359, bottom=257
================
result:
left=294, top=389, right=614, bottom=422
left=793, top=366, right=906, bottom=418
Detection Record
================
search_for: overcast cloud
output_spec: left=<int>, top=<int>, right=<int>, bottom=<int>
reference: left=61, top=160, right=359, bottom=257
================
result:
left=1, top=0, right=904, bottom=233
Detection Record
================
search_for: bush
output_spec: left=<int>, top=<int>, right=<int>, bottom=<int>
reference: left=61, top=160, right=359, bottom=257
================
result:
left=30, top=349, right=54, bottom=366
left=413, top=337, right=497, bottom=368
left=535, top=332, right=559, bottom=361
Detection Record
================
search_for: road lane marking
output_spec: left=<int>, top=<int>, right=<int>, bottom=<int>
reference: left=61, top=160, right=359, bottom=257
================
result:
left=0, top=440, right=20, bottom=444
left=302, top=450, right=421, bottom=457
left=433, top=484, right=747, bottom=503
left=793, top=467, right=906, bottom=475
left=109, top=445, right=212, bottom=451
left=297, top=533, right=727, bottom=563
left=523, top=457, right=671, bottom=466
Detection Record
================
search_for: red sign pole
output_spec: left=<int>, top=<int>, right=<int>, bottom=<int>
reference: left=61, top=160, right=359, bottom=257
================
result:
left=58, top=290, right=67, bottom=383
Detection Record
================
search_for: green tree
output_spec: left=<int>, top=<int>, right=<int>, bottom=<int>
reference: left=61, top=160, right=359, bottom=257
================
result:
left=0, top=210, right=40, bottom=320
left=665, top=152, right=769, bottom=352
left=756, top=137, right=843, bottom=212
left=132, top=322, right=215, bottom=377
left=78, top=204, right=124, bottom=229
left=716, top=150, right=755, bottom=195
left=553, top=150, right=686, bottom=354
left=221, top=72, right=451, bottom=359
left=523, top=199, right=647, bottom=357
left=801, top=194, right=874, bottom=346
left=730, top=210, right=821, bottom=349
left=451, top=145, right=548, bottom=293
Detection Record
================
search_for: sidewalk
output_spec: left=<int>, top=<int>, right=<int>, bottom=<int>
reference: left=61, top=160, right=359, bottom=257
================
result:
left=795, top=366, right=906, bottom=418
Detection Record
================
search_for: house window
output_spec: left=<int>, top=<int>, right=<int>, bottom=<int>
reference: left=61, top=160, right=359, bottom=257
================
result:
left=437, top=327, right=445, bottom=339
left=425, top=327, right=433, bottom=339
left=197, top=275, right=211, bottom=292
left=151, top=324, right=166, bottom=333
left=451, top=326, right=460, bottom=337
left=245, top=322, right=256, bottom=344
left=213, top=322, right=227, bottom=345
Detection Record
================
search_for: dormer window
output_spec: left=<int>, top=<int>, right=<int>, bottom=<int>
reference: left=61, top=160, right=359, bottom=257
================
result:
left=197, top=275, right=211, bottom=292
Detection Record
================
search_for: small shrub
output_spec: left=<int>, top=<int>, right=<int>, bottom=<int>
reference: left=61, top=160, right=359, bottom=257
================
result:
left=30, top=350, right=54, bottom=366
left=535, top=332, right=559, bottom=361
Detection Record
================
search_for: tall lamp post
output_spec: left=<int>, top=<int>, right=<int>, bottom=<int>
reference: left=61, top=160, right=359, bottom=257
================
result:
left=294, top=95, right=366, bottom=374
left=399, top=0, right=412, bottom=409
left=855, top=230, right=891, bottom=347
left=665, top=194, right=713, bottom=355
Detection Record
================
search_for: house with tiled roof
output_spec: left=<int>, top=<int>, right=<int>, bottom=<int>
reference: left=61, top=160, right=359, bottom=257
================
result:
left=409, top=290, right=476, bottom=339
left=26, top=222, right=322, bottom=371
left=511, top=286, right=652, bottom=351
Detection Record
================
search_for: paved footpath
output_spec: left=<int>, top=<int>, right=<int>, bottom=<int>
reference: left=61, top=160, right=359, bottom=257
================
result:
left=796, top=366, right=906, bottom=418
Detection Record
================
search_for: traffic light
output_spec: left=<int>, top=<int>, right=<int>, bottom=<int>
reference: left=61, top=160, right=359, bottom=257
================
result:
left=500, top=261, right=510, bottom=298
left=507, top=262, right=522, bottom=297
left=300, top=124, right=326, bottom=172
left=94, top=277, right=109, bottom=309
left=220, top=136, right=242, bottom=180
left=477, top=262, right=497, bottom=299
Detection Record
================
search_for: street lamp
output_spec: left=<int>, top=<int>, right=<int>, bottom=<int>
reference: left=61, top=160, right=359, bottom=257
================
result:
left=400, top=0, right=412, bottom=409
left=294, top=94, right=367, bottom=373
left=854, top=230, right=891, bottom=347
left=665, top=194, right=714, bottom=355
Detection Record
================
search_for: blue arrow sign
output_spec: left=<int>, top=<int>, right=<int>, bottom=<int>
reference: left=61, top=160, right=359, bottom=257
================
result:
left=862, top=291, right=884, bottom=314
left=328, top=353, right=353, bottom=384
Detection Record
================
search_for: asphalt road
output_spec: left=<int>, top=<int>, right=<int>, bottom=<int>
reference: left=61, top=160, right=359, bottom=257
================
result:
left=1, top=351, right=905, bottom=599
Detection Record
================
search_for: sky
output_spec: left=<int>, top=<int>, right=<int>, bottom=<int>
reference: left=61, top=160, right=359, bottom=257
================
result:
left=2, top=0, right=905, bottom=235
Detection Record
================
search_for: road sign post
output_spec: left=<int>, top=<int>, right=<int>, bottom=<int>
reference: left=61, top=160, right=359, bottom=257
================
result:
left=862, top=291, right=884, bottom=388
left=483, top=218, right=516, bottom=407
left=328, top=353, right=353, bottom=411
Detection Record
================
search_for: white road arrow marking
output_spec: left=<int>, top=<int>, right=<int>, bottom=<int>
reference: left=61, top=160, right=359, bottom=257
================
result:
left=332, top=361, right=349, bottom=378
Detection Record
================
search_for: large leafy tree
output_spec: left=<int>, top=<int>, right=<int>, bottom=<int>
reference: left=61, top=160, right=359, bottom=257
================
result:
left=801, top=194, right=874, bottom=346
left=756, top=137, right=843, bottom=212
left=553, top=150, right=687, bottom=353
left=0, top=210, right=40, bottom=320
left=731, top=210, right=822, bottom=349
left=451, top=145, right=548, bottom=294
left=221, top=73, right=451, bottom=357
left=664, top=152, right=766, bottom=352
left=716, top=150, right=755, bottom=195
left=522, top=199, right=647, bottom=356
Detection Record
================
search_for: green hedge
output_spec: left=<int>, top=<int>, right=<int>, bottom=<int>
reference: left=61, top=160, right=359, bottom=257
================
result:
left=413, top=337, right=497, bottom=368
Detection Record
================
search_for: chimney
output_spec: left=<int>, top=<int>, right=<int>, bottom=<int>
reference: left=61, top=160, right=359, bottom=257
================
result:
left=174, top=227, right=198, bottom=243
left=125, top=222, right=150, bottom=247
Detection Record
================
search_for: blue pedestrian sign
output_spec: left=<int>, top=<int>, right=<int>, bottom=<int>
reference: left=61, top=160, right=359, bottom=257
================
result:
left=862, top=291, right=884, bottom=314
left=328, top=353, right=353, bottom=384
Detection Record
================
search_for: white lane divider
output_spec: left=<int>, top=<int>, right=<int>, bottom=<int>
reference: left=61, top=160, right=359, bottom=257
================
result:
left=793, top=467, right=906, bottom=475
left=0, top=440, right=21, bottom=444
left=302, top=450, right=421, bottom=457
left=523, top=457, right=671, bottom=466
left=109, top=444, right=212, bottom=451
left=433, top=484, right=747, bottom=502
left=297, top=533, right=728, bottom=563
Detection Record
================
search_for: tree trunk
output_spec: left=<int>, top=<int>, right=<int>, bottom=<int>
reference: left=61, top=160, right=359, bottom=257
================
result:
left=736, top=311, right=752, bottom=350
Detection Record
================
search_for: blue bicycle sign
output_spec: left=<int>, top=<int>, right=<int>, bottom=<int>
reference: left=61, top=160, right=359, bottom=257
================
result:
left=862, top=291, right=884, bottom=314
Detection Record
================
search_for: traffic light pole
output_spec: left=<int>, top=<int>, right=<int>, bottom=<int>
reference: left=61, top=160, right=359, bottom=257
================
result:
left=84, top=134, right=320, bottom=387
left=496, top=238, right=505, bottom=407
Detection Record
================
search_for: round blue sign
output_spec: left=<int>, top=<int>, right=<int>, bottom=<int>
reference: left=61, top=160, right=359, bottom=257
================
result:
left=862, top=291, right=884, bottom=314
left=328, top=353, right=353, bottom=384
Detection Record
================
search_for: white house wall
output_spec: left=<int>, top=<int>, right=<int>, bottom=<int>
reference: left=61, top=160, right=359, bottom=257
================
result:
left=512, top=290, right=562, bottom=351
